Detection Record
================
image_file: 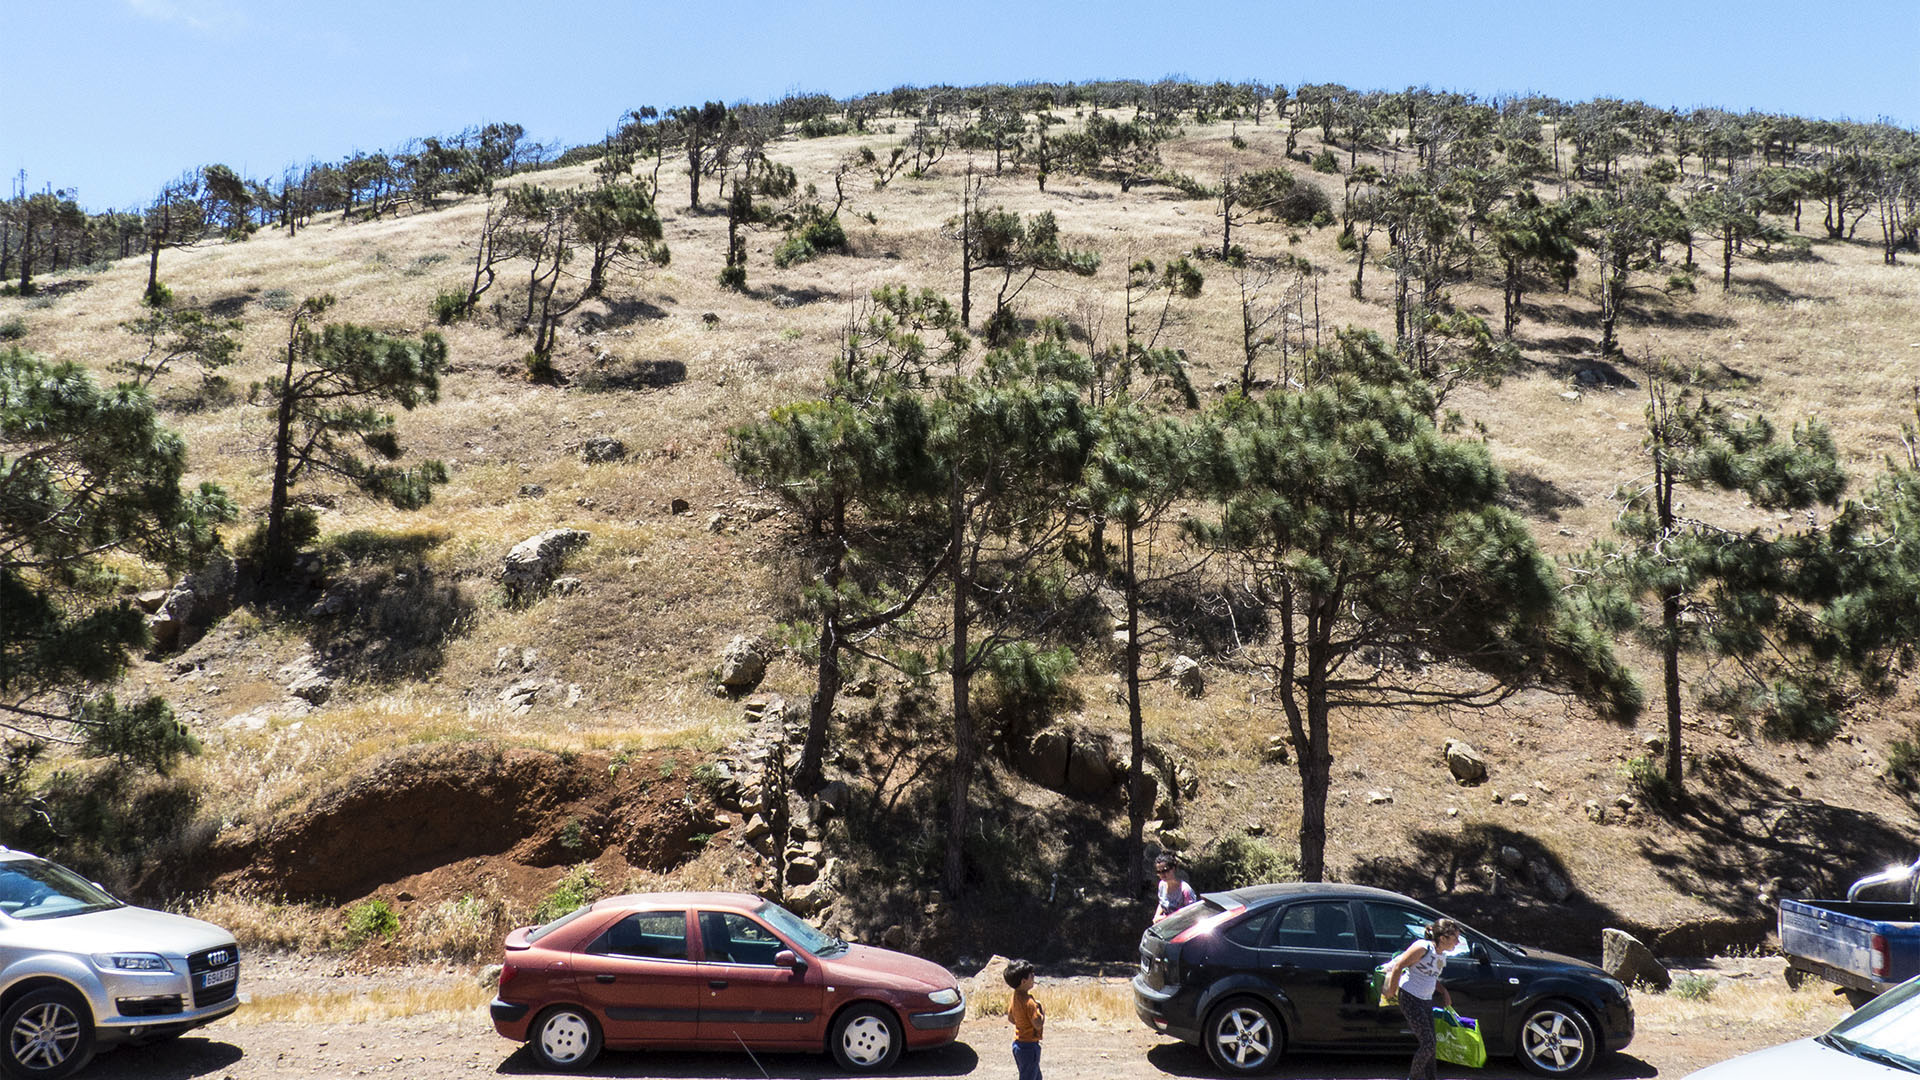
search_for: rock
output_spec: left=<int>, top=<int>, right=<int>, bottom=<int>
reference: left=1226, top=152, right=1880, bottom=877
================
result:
left=785, top=880, right=833, bottom=915
left=882, top=925, right=906, bottom=948
left=134, top=589, right=169, bottom=614
left=552, top=576, right=583, bottom=596
left=1560, top=390, right=1582, bottom=401
left=812, top=781, right=850, bottom=821
left=1612, top=793, right=1635, bottom=811
left=500, top=529, right=590, bottom=600
left=706, top=513, right=729, bottom=533
left=1530, top=859, right=1575, bottom=902
left=1641, top=732, right=1665, bottom=756
left=786, top=855, right=820, bottom=886
left=1601, top=927, right=1671, bottom=990
left=147, top=552, right=237, bottom=653
left=517, top=483, right=547, bottom=498
left=1584, top=799, right=1606, bottom=824
left=668, top=497, right=691, bottom=515
left=1263, top=736, right=1291, bottom=764
left=1168, top=655, right=1204, bottom=698
left=1156, top=826, right=1190, bottom=851
left=498, top=680, right=541, bottom=714
left=309, top=588, right=351, bottom=618
left=1498, top=846, right=1526, bottom=870
left=580, top=437, right=627, bottom=462
left=1367, top=790, right=1393, bottom=805
left=1444, top=739, right=1488, bottom=785
left=1065, top=738, right=1119, bottom=797
left=717, top=636, right=769, bottom=692
left=741, top=815, right=771, bottom=843
left=844, top=677, right=878, bottom=698
left=479, top=964, right=503, bottom=987
left=1507, top=792, right=1531, bottom=806
left=1015, top=731, right=1073, bottom=789
left=287, top=670, right=333, bottom=705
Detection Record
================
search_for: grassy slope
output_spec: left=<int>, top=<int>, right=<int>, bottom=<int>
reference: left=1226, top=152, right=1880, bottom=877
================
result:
left=7, top=112, right=1919, bottom=952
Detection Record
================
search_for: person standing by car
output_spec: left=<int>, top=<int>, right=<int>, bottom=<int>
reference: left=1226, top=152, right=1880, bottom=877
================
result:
left=1005, top=958, right=1045, bottom=1080
left=1382, top=918, right=1460, bottom=1080
left=1153, top=855, right=1197, bottom=923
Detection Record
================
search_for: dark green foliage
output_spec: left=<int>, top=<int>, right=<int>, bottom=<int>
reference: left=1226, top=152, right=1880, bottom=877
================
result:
left=1192, top=833, right=1299, bottom=890
left=1, top=347, right=234, bottom=750
left=0, top=318, right=24, bottom=342
left=961, top=206, right=1099, bottom=329
left=430, top=290, right=469, bottom=325
left=1197, top=330, right=1637, bottom=879
left=1310, top=149, right=1339, bottom=173
left=255, top=296, right=450, bottom=581
left=118, top=289, right=240, bottom=388
left=77, top=694, right=199, bottom=774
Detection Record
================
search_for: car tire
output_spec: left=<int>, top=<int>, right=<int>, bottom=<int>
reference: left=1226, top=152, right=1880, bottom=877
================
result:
left=1516, top=1000, right=1597, bottom=1077
left=529, top=1004, right=602, bottom=1071
left=1203, top=996, right=1282, bottom=1074
left=829, top=1003, right=904, bottom=1072
left=2, top=986, right=96, bottom=1080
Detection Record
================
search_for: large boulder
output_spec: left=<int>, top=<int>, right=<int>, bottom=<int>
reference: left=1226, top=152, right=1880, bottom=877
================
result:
left=1168, top=655, right=1205, bottom=698
left=1065, top=737, right=1121, bottom=798
left=500, top=529, right=590, bottom=600
left=147, top=552, right=237, bottom=653
left=1015, top=731, right=1073, bottom=789
left=717, top=636, right=770, bottom=692
left=1601, top=927, right=1671, bottom=990
left=1444, top=739, right=1489, bottom=785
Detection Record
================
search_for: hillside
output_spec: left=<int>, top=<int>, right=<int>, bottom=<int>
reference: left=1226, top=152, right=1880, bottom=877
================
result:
left=3, top=95, right=1918, bottom=965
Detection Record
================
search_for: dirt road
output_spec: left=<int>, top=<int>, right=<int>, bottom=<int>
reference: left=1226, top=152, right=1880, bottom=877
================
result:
left=77, top=956, right=1837, bottom=1079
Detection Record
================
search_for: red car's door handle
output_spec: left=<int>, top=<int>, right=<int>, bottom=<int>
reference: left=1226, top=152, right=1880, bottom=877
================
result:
left=708, top=980, right=729, bottom=990
left=595, top=974, right=616, bottom=983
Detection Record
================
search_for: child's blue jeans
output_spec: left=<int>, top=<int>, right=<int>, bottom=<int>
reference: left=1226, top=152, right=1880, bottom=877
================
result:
left=1011, top=1039, right=1042, bottom=1080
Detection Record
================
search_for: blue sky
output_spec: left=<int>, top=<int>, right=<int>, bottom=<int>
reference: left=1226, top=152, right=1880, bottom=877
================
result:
left=7, top=0, right=1917, bottom=212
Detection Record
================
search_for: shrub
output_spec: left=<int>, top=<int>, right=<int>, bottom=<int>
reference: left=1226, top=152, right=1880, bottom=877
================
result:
left=1310, top=149, right=1339, bottom=174
left=1158, top=171, right=1218, bottom=200
left=1670, top=973, right=1716, bottom=1000
left=798, top=116, right=851, bottom=139
left=0, top=317, right=24, bottom=341
left=1622, top=755, right=1675, bottom=806
left=533, top=864, right=603, bottom=925
left=524, top=350, right=556, bottom=383
left=1191, top=833, right=1299, bottom=890
left=430, top=291, right=469, bottom=325
left=1230, top=134, right=1248, bottom=150
left=236, top=505, right=319, bottom=565
left=718, top=264, right=747, bottom=291
left=1272, top=182, right=1334, bottom=226
left=342, top=899, right=400, bottom=947
left=1887, top=738, right=1920, bottom=789
left=773, top=236, right=817, bottom=269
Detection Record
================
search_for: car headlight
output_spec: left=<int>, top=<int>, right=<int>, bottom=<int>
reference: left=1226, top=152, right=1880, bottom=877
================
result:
left=95, top=953, right=172, bottom=972
left=927, top=988, right=961, bottom=1006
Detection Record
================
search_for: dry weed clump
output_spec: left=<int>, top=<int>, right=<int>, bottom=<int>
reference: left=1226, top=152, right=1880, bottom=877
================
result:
left=1636, top=974, right=1846, bottom=1033
left=969, top=980, right=1136, bottom=1024
left=177, top=889, right=338, bottom=953
left=230, top=984, right=493, bottom=1025
left=398, top=889, right=518, bottom=963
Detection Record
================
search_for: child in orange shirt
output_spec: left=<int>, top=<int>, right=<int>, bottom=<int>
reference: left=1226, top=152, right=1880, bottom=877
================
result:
left=1005, top=958, right=1044, bottom=1080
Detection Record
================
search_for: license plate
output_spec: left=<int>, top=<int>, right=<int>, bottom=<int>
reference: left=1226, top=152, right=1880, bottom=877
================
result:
left=202, top=966, right=237, bottom=988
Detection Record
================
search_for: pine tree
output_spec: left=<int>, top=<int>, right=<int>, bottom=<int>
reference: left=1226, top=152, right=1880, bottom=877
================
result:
left=1, top=347, right=234, bottom=768
left=255, top=296, right=450, bottom=581
left=1198, top=330, right=1638, bottom=880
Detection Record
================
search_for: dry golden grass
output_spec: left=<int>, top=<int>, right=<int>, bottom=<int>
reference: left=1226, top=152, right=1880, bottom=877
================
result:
left=1636, top=975, right=1847, bottom=1033
left=230, top=984, right=493, bottom=1025
left=969, top=980, right=1138, bottom=1024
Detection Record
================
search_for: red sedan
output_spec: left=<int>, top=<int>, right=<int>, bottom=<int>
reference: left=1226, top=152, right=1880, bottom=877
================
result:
left=490, top=891, right=965, bottom=1072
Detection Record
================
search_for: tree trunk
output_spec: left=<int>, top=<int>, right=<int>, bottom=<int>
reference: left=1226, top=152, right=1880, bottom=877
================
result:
left=1123, top=524, right=1149, bottom=898
left=796, top=505, right=847, bottom=794
left=262, top=324, right=303, bottom=581
left=942, top=473, right=974, bottom=899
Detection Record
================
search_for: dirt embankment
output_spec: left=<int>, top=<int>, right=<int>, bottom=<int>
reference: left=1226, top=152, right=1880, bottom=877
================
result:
left=158, top=742, right=720, bottom=906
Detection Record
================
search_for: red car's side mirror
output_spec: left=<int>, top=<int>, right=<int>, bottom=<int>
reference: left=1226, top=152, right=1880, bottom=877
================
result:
left=775, top=949, right=805, bottom=969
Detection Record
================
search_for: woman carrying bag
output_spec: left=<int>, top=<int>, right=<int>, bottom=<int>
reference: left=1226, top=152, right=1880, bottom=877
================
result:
left=1381, top=918, right=1462, bottom=1080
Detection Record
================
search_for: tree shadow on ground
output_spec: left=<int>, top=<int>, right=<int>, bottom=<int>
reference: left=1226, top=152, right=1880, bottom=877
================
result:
left=1638, top=748, right=1918, bottom=918
left=1349, top=822, right=1638, bottom=956
left=575, top=356, right=688, bottom=391
left=762, top=284, right=836, bottom=308
left=1729, top=276, right=1829, bottom=306
left=30, top=278, right=94, bottom=300
left=206, top=293, right=250, bottom=317
left=580, top=297, right=669, bottom=330
left=1502, top=469, right=1583, bottom=522
left=302, top=528, right=474, bottom=683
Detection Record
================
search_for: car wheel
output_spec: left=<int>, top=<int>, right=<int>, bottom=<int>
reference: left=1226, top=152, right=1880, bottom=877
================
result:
left=1516, top=1000, right=1597, bottom=1077
left=529, top=1005, right=602, bottom=1071
left=2, top=987, right=96, bottom=1080
left=1203, top=996, right=1282, bottom=1074
left=829, top=1003, right=904, bottom=1072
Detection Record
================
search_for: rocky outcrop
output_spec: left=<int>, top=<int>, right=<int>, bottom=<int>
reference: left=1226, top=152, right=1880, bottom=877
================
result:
left=148, top=552, right=237, bottom=653
left=500, top=529, right=590, bottom=601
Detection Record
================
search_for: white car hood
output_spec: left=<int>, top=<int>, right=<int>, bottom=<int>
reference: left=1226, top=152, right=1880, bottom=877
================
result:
left=0, top=905, right=234, bottom=957
left=1685, top=1037, right=1912, bottom=1079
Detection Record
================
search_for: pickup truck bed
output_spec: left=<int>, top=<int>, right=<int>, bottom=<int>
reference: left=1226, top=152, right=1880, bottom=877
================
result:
left=1779, top=897, right=1920, bottom=999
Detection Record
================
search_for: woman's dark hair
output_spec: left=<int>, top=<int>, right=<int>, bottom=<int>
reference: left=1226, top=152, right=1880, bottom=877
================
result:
left=1427, top=918, right=1463, bottom=942
left=1005, top=958, right=1036, bottom=989
left=1155, top=854, right=1177, bottom=872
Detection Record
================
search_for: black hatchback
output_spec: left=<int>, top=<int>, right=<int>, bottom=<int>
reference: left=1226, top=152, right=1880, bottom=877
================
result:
left=1132, top=883, right=1633, bottom=1076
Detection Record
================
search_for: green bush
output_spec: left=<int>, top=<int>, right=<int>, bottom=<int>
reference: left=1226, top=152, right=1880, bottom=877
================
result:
left=1622, top=755, right=1675, bottom=806
left=1191, top=832, right=1299, bottom=890
left=533, top=864, right=603, bottom=925
left=1311, top=149, right=1339, bottom=174
left=1159, top=171, right=1218, bottom=200
left=0, top=317, right=24, bottom=342
left=1887, top=738, right=1920, bottom=789
left=1670, top=973, right=1716, bottom=1000
left=773, top=236, right=817, bottom=269
left=798, top=116, right=851, bottom=139
left=236, top=506, right=319, bottom=565
left=430, top=291, right=470, bottom=325
left=342, top=899, right=400, bottom=947
left=718, top=264, right=747, bottom=291
left=524, top=350, right=556, bottom=383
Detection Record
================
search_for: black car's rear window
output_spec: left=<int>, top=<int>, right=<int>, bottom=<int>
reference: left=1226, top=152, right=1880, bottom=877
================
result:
left=1152, top=898, right=1226, bottom=938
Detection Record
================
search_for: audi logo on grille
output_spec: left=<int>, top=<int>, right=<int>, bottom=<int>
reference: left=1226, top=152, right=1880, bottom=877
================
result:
left=207, top=950, right=230, bottom=966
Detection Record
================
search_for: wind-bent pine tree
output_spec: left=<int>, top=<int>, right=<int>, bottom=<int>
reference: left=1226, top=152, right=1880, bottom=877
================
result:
left=256, top=296, right=451, bottom=582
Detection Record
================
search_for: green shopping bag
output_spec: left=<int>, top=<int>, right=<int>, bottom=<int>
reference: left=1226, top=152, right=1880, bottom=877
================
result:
left=1432, top=1008, right=1487, bottom=1068
left=1368, top=963, right=1392, bottom=1006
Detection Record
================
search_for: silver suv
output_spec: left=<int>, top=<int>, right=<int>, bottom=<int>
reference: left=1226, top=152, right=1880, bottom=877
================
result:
left=0, top=847, right=238, bottom=1078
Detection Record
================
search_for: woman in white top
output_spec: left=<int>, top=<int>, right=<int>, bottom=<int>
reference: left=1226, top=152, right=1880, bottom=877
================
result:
left=1382, top=918, right=1460, bottom=1080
